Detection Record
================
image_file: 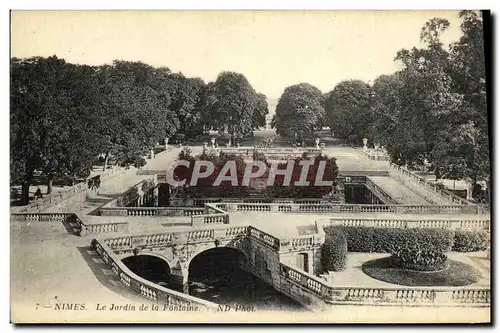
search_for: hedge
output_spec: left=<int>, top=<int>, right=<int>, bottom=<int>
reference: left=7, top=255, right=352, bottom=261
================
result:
left=452, top=230, right=489, bottom=252
left=324, top=226, right=454, bottom=271
left=331, top=226, right=488, bottom=254
left=321, top=227, right=347, bottom=272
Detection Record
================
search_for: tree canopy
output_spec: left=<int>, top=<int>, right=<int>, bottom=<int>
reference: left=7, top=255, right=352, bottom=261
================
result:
left=370, top=10, right=489, bottom=197
left=10, top=58, right=267, bottom=204
left=273, top=83, right=325, bottom=142
left=324, top=80, right=373, bottom=144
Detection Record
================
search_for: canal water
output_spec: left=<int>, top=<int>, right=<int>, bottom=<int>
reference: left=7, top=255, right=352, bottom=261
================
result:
left=123, top=255, right=306, bottom=312
left=187, top=268, right=306, bottom=312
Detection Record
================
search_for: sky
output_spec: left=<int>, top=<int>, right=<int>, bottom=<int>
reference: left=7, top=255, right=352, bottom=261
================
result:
left=11, top=10, right=464, bottom=100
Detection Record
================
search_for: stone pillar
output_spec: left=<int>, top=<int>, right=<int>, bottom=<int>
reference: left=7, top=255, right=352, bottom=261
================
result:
left=211, top=138, right=216, bottom=149
left=315, top=138, right=320, bottom=149
left=164, top=137, right=169, bottom=146
left=150, top=149, right=155, bottom=159
left=362, top=138, right=368, bottom=150
left=466, top=182, right=473, bottom=201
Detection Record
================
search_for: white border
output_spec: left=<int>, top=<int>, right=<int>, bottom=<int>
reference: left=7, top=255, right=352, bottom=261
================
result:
left=3, top=1, right=498, bottom=332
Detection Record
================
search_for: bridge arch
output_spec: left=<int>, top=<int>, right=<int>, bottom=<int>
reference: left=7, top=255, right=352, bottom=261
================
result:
left=121, top=253, right=180, bottom=291
left=187, top=246, right=248, bottom=284
left=186, top=242, right=249, bottom=269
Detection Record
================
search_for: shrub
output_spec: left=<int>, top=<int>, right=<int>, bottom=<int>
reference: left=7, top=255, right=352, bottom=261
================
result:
left=385, top=228, right=454, bottom=271
left=324, top=226, right=454, bottom=271
left=452, top=230, right=489, bottom=252
left=321, top=227, right=347, bottom=272
left=331, top=226, right=392, bottom=253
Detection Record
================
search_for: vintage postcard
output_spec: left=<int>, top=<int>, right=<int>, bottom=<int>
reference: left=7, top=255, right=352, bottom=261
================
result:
left=10, top=10, right=491, bottom=324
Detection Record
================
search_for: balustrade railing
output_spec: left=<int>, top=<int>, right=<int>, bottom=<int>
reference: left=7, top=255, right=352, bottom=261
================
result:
left=218, top=202, right=479, bottom=214
left=364, top=177, right=399, bottom=205
left=11, top=166, right=135, bottom=213
left=93, top=239, right=218, bottom=311
left=100, top=206, right=205, bottom=217
left=280, top=263, right=490, bottom=306
left=248, top=226, right=280, bottom=250
left=362, top=149, right=390, bottom=161
left=389, top=164, right=475, bottom=206
left=11, top=212, right=127, bottom=236
left=321, top=217, right=490, bottom=232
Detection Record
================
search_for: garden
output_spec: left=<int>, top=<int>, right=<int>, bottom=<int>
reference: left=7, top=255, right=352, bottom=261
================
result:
left=321, top=226, right=489, bottom=287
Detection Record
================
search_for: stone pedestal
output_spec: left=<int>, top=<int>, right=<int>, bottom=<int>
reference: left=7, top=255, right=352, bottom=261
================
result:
left=466, top=182, right=473, bottom=201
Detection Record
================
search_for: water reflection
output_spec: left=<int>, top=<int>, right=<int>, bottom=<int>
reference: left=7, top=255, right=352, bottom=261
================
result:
left=188, top=269, right=306, bottom=312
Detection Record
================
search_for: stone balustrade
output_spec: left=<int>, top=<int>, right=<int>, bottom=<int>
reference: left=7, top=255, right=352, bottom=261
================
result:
left=362, top=149, right=390, bottom=161
left=170, top=197, right=335, bottom=207
left=218, top=147, right=322, bottom=156
left=10, top=212, right=74, bottom=222
left=279, top=263, right=490, bottom=307
left=248, top=226, right=280, bottom=250
left=104, top=225, right=251, bottom=251
left=100, top=206, right=206, bottom=217
left=318, top=217, right=490, bottom=232
left=11, top=212, right=127, bottom=236
left=12, top=166, right=134, bottom=213
left=82, top=222, right=128, bottom=235
left=364, top=177, right=399, bottom=205
left=214, top=202, right=479, bottom=214
left=389, top=164, right=474, bottom=206
left=93, top=239, right=218, bottom=311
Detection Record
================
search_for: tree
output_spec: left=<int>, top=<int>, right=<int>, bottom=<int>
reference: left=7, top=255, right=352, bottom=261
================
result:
left=370, top=12, right=490, bottom=202
left=371, top=17, right=464, bottom=169
left=252, top=93, right=269, bottom=129
left=10, top=56, right=103, bottom=200
left=324, top=80, right=372, bottom=144
left=202, top=71, right=260, bottom=145
left=445, top=11, right=490, bottom=198
left=95, top=61, right=179, bottom=169
left=273, top=83, right=324, bottom=142
left=168, top=73, right=206, bottom=140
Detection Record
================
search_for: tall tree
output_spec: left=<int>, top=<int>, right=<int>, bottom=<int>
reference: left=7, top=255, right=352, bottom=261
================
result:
left=273, top=83, right=324, bottom=143
left=435, top=11, right=490, bottom=196
left=95, top=61, right=178, bottom=168
left=252, top=93, right=269, bottom=129
left=168, top=73, right=206, bottom=140
left=10, top=57, right=103, bottom=199
left=324, top=80, right=372, bottom=144
left=202, top=71, right=259, bottom=145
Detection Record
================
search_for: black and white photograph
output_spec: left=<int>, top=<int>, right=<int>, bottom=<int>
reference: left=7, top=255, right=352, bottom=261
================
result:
left=9, top=9, right=491, bottom=323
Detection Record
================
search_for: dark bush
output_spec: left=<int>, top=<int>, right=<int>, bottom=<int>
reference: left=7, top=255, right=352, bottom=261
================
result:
left=324, top=226, right=454, bottom=271
left=453, top=230, right=489, bottom=252
left=331, top=226, right=392, bottom=253
left=321, top=227, right=347, bottom=272
left=385, top=228, right=454, bottom=271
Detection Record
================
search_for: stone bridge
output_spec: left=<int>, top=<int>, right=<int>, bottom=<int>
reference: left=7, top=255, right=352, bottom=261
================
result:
left=93, top=222, right=326, bottom=311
